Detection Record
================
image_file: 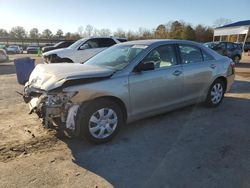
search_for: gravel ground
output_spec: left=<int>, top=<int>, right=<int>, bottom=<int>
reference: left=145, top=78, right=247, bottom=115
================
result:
left=0, top=54, right=250, bottom=188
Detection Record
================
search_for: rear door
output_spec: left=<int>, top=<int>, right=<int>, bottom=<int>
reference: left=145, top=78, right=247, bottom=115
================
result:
left=129, top=44, right=183, bottom=117
left=178, top=44, right=215, bottom=102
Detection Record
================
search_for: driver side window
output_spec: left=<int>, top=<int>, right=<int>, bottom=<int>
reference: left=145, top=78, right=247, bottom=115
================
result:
left=142, top=45, right=177, bottom=69
left=79, top=39, right=99, bottom=50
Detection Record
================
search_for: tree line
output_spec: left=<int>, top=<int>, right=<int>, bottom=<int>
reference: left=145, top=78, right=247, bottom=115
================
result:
left=0, top=19, right=232, bottom=43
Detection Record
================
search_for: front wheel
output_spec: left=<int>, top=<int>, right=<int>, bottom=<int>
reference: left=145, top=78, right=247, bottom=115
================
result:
left=205, top=79, right=225, bottom=107
left=76, top=99, right=123, bottom=144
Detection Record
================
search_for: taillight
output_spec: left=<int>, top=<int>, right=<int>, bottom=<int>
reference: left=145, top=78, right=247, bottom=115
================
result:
left=230, top=61, right=235, bottom=74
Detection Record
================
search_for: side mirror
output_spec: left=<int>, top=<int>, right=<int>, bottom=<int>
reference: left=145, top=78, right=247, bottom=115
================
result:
left=135, top=62, right=155, bottom=72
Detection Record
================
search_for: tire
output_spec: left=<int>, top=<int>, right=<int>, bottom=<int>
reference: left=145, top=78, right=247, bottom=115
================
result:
left=75, top=99, right=123, bottom=144
left=205, top=79, right=225, bottom=107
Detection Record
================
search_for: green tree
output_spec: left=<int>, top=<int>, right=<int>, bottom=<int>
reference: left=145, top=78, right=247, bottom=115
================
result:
left=169, top=21, right=184, bottom=39
left=181, top=25, right=196, bottom=40
left=55, top=29, right=64, bottom=38
left=0, top=29, right=8, bottom=38
left=42, top=29, right=53, bottom=39
left=155, top=24, right=168, bottom=39
left=10, top=26, right=27, bottom=39
left=29, top=28, right=39, bottom=39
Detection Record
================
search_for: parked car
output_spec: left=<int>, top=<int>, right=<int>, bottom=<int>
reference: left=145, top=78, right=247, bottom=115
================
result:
left=0, top=49, right=8, bottom=62
left=6, top=45, right=23, bottom=54
left=204, top=42, right=242, bottom=63
left=42, top=41, right=76, bottom=53
left=116, top=38, right=128, bottom=42
left=27, top=45, right=40, bottom=54
left=42, top=37, right=120, bottom=63
left=203, top=42, right=219, bottom=49
left=0, top=44, right=7, bottom=51
left=243, top=42, right=250, bottom=52
left=23, top=40, right=235, bottom=144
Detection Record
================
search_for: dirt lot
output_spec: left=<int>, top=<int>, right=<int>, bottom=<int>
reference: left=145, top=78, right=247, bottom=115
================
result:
left=0, top=54, right=250, bottom=188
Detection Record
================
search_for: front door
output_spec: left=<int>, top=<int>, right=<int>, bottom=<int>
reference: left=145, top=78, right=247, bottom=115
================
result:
left=129, top=44, right=183, bottom=117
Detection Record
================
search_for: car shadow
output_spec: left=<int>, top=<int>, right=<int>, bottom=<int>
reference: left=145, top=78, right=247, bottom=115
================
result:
left=59, top=95, right=250, bottom=188
left=228, top=80, right=250, bottom=94
left=236, top=62, right=250, bottom=68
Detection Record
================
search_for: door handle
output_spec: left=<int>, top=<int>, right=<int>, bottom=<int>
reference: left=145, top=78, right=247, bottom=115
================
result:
left=210, top=64, right=216, bottom=69
left=172, top=70, right=182, bottom=76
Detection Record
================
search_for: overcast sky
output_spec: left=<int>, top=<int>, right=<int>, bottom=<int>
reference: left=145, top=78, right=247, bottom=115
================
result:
left=0, top=0, right=249, bottom=33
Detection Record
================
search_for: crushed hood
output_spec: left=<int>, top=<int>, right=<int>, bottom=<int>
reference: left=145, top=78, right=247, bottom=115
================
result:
left=28, top=63, right=114, bottom=91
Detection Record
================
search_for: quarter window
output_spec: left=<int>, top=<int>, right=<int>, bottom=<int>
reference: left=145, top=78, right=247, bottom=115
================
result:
left=179, top=45, right=203, bottom=64
left=202, top=50, right=215, bottom=61
left=142, top=45, right=177, bottom=69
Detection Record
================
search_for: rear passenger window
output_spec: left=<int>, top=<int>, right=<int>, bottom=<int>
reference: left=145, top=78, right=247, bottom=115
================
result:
left=98, top=38, right=116, bottom=47
left=179, top=45, right=203, bottom=64
left=202, top=50, right=215, bottom=61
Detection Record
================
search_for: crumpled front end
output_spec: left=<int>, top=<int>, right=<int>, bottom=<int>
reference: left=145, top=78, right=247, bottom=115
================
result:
left=23, top=84, right=79, bottom=129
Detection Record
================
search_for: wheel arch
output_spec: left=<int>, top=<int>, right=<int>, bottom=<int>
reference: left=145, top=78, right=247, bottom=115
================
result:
left=82, top=95, right=128, bottom=123
left=213, top=76, right=227, bottom=91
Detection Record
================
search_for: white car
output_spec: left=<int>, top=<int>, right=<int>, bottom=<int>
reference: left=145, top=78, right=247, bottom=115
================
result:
left=42, top=37, right=120, bottom=63
left=6, top=45, right=23, bottom=54
left=0, top=49, right=8, bottom=62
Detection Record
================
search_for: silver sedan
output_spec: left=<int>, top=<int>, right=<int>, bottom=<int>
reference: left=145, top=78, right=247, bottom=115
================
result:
left=24, top=40, right=235, bottom=144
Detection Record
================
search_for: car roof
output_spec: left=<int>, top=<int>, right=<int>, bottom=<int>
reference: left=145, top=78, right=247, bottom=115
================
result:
left=119, top=39, right=202, bottom=46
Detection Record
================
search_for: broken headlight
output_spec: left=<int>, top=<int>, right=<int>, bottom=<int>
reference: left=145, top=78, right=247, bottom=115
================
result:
left=45, top=92, right=78, bottom=106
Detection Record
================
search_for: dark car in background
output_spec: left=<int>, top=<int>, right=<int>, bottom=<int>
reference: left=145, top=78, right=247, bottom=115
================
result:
left=116, top=38, right=128, bottom=42
left=204, top=42, right=242, bottom=63
left=41, top=41, right=75, bottom=53
left=27, top=45, right=40, bottom=54
left=243, top=42, right=250, bottom=52
left=203, top=42, right=219, bottom=49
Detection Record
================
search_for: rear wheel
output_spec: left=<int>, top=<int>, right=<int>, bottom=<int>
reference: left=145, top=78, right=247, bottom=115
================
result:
left=76, top=99, right=123, bottom=144
left=205, top=79, right=225, bottom=107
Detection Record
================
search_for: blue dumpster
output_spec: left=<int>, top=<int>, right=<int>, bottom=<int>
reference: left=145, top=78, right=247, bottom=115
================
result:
left=14, top=57, right=35, bottom=85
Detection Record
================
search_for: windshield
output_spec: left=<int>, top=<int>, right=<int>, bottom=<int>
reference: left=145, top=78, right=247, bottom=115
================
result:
left=84, top=44, right=147, bottom=70
left=68, top=38, right=86, bottom=49
left=54, top=42, right=63, bottom=47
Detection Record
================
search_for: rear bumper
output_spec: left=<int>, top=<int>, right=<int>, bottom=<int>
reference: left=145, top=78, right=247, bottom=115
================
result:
left=226, top=74, right=235, bottom=92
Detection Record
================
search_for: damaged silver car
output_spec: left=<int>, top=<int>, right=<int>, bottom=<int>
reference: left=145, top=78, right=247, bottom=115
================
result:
left=23, top=40, right=235, bottom=144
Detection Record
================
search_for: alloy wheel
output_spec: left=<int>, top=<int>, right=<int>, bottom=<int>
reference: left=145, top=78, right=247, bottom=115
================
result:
left=88, top=108, right=118, bottom=139
left=211, top=83, right=223, bottom=104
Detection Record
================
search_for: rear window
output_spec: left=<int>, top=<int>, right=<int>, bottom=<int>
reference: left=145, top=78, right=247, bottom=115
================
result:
left=98, top=38, right=116, bottom=47
left=179, top=45, right=203, bottom=64
left=202, top=50, right=215, bottom=61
